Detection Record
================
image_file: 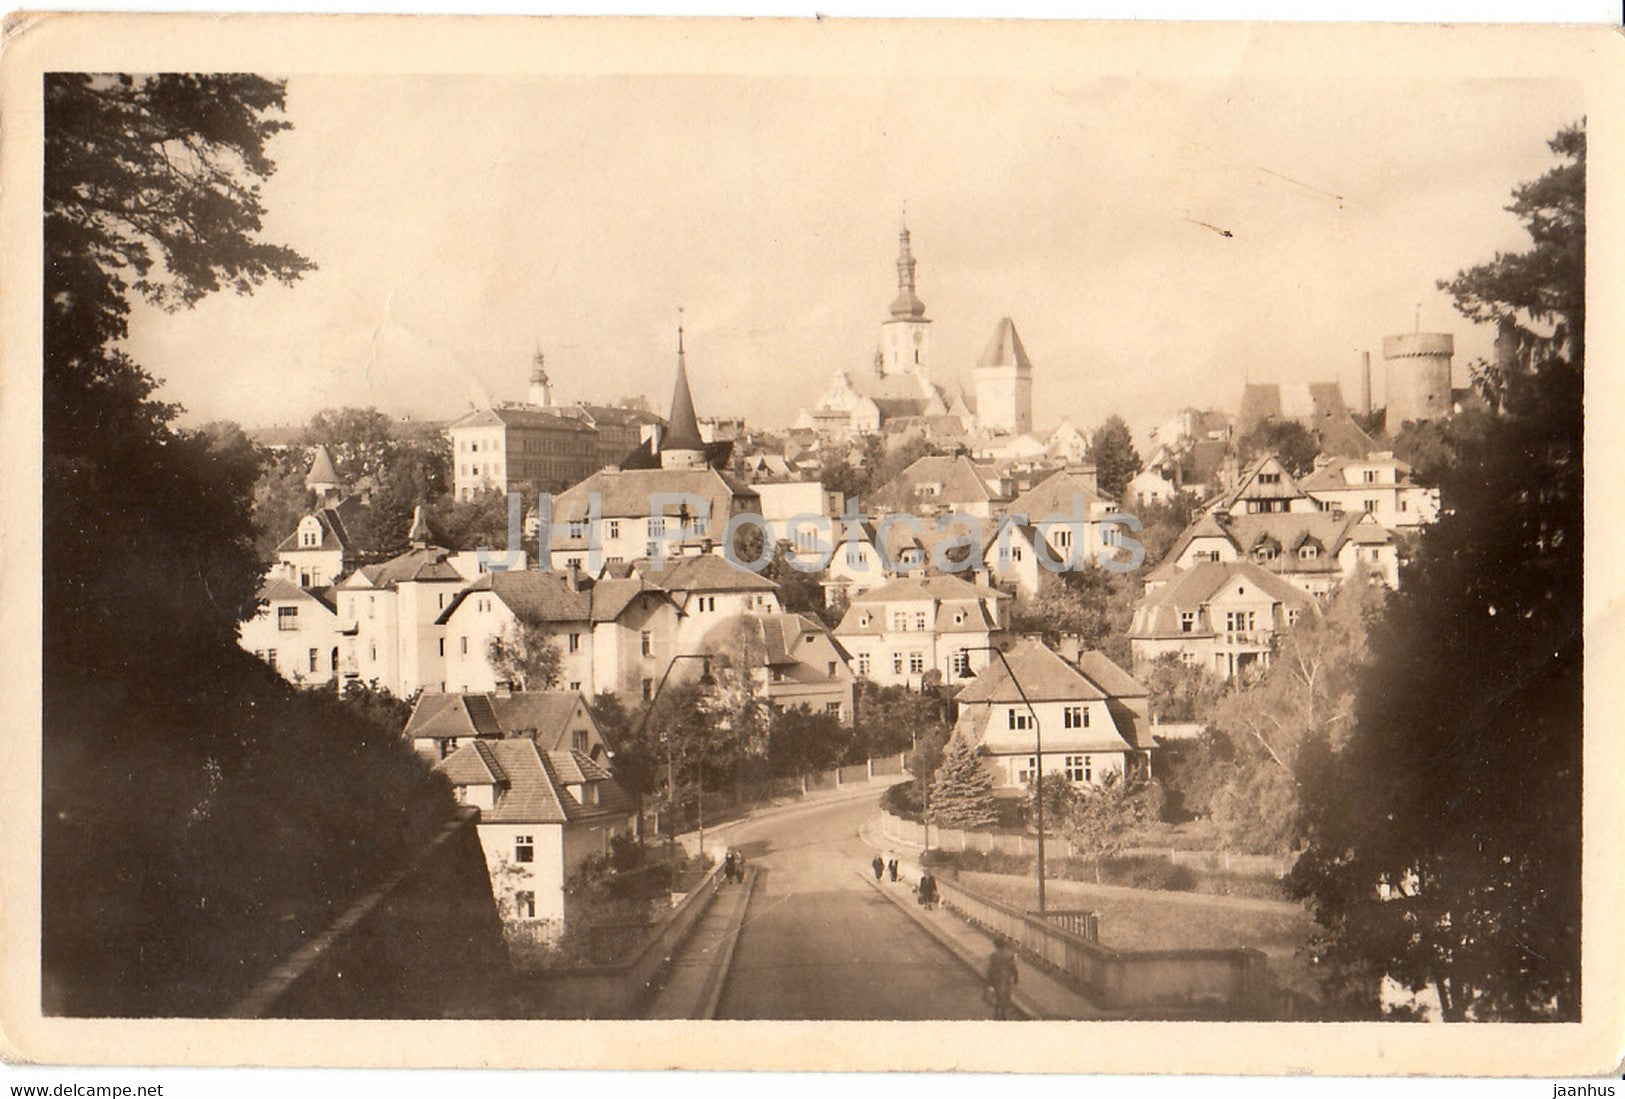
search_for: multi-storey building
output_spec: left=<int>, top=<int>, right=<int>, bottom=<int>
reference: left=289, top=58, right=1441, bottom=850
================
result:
left=445, top=404, right=601, bottom=500
left=1298, top=452, right=1440, bottom=531
left=1129, top=559, right=1317, bottom=680
left=833, top=574, right=1010, bottom=689
left=239, top=577, right=342, bottom=687
left=951, top=639, right=1146, bottom=794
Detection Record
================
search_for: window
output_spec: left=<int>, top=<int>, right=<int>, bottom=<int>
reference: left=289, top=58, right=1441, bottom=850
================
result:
left=1008, top=708, right=1033, bottom=731
left=1016, top=756, right=1037, bottom=783
left=1364, top=499, right=1378, bottom=512
left=856, top=653, right=870, bottom=676
left=1064, top=705, right=1087, bottom=729
left=827, top=661, right=838, bottom=677
left=277, top=606, right=298, bottom=630
left=1065, top=755, right=1092, bottom=782
left=515, top=835, right=534, bottom=863
left=368, top=596, right=376, bottom=619
left=1299, top=543, right=1319, bottom=560
left=308, top=649, right=319, bottom=673
left=914, top=612, right=927, bottom=631
left=1179, top=611, right=1196, bottom=634
left=1053, top=527, right=1073, bottom=549
left=471, top=442, right=479, bottom=453
left=909, top=652, right=925, bottom=674
left=1398, top=499, right=1409, bottom=512
left=893, top=653, right=904, bottom=675
left=1362, top=470, right=1377, bottom=483
left=1257, top=472, right=1281, bottom=485
left=825, top=701, right=842, bottom=715
left=641, top=630, right=654, bottom=656
left=568, top=680, right=581, bottom=691
left=567, top=519, right=588, bottom=539
left=641, top=678, right=654, bottom=701
left=438, top=638, right=445, bottom=657
left=266, top=649, right=278, bottom=671
left=1224, top=611, right=1256, bottom=632
left=460, top=637, right=469, bottom=655
left=369, top=643, right=377, bottom=661
left=1287, top=608, right=1301, bottom=627
left=605, top=520, right=620, bottom=539
left=572, top=730, right=588, bottom=752
left=951, top=649, right=970, bottom=677
left=515, top=891, right=536, bottom=918
left=697, top=596, right=715, bottom=613
left=648, top=517, right=666, bottom=537
left=892, top=612, right=908, bottom=631
left=567, top=632, right=581, bottom=653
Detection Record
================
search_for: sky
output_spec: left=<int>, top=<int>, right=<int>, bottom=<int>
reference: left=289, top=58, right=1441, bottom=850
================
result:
left=127, top=69, right=1584, bottom=444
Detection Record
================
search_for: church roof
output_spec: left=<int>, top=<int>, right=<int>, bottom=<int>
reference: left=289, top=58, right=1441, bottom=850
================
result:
left=888, top=226, right=928, bottom=320
left=663, top=336, right=705, bottom=453
left=976, top=317, right=1033, bottom=372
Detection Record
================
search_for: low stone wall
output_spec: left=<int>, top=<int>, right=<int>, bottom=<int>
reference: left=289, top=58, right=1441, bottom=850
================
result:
left=938, top=876, right=1270, bottom=1016
left=229, top=807, right=510, bottom=1018
left=509, top=858, right=728, bottom=1018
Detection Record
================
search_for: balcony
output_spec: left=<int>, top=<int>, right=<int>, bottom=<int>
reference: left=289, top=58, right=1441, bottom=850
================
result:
left=1219, top=630, right=1273, bottom=648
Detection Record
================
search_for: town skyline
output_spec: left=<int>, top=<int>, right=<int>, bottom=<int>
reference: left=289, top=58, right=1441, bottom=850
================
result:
left=127, top=71, right=1583, bottom=440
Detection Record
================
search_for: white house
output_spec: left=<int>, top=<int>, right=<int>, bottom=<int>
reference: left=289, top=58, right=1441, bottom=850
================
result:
left=1298, top=452, right=1441, bottom=531
left=436, top=569, right=597, bottom=694
left=951, top=639, right=1142, bottom=795
left=1149, top=509, right=1400, bottom=596
left=1129, top=560, right=1317, bottom=681
left=239, top=577, right=342, bottom=687
left=435, top=739, right=637, bottom=962
left=334, top=507, right=467, bottom=697
left=833, top=574, right=1010, bottom=689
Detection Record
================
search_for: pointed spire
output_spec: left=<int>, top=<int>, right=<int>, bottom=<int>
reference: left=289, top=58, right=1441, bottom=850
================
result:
left=889, top=219, right=927, bottom=320
left=408, top=504, right=432, bottom=548
left=977, top=317, right=1033, bottom=372
left=530, top=342, right=548, bottom=386
left=305, top=443, right=341, bottom=490
left=662, top=318, right=704, bottom=457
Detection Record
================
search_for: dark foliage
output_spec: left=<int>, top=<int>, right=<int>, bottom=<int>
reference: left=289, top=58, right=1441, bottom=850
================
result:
left=1085, top=414, right=1143, bottom=501
left=1236, top=419, right=1320, bottom=477
left=1290, top=124, right=1584, bottom=1021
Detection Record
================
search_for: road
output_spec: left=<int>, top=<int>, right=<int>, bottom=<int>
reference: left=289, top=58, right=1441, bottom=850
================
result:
left=711, top=788, right=993, bottom=1019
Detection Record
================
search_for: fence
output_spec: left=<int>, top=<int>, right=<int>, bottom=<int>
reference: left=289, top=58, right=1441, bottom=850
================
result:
left=1037, top=909, right=1100, bottom=942
left=937, top=876, right=1269, bottom=1015
left=877, top=810, right=1288, bottom=878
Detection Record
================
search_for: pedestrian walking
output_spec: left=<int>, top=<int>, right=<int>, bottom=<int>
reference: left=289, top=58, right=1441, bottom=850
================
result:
left=986, top=935, right=1020, bottom=1021
left=872, top=854, right=885, bottom=880
left=918, top=872, right=938, bottom=909
left=888, top=857, right=899, bottom=882
left=723, top=850, right=737, bottom=884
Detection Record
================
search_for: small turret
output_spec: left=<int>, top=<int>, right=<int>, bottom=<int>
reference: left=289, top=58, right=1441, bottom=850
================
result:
left=660, top=322, right=707, bottom=470
left=528, top=345, right=552, bottom=408
left=305, top=444, right=344, bottom=503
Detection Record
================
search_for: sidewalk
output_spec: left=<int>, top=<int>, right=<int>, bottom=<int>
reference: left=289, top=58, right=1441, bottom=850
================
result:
left=642, top=869, right=757, bottom=1019
left=857, top=818, right=1113, bottom=1020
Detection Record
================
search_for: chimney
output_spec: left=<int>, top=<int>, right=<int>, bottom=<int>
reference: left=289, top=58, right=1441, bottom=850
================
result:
left=1358, top=351, right=1373, bottom=416
left=565, top=562, right=583, bottom=592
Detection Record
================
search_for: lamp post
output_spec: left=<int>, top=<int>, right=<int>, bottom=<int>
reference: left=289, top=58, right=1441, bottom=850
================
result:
left=958, top=641, right=1046, bottom=914
left=629, top=652, right=716, bottom=867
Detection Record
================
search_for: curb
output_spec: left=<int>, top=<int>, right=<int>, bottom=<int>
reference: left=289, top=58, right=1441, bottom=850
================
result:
left=855, top=870, right=1041, bottom=1021
left=697, top=866, right=758, bottom=1020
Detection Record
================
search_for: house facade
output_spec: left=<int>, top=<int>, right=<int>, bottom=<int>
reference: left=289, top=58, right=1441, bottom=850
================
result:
left=445, top=404, right=601, bottom=500
left=405, top=689, right=611, bottom=763
left=951, top=640, right=1143, bottom=795
left=239, top=578, right=342, bottom=687
left=1299, top=451, right=1441, bottom=531
left=834, top=574, right=1010, bottom=689
left=1129, top=560, right=1316, bottom=680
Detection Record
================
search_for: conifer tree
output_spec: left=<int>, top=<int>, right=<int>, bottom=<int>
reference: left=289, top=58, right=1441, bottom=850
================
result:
left=928, top=736, right=998, bottom=830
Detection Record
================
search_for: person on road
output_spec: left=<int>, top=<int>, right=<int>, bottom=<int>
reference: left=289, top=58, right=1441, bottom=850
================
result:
left=918, top=872, right=938, bottom=909
left=887, top=857, right=899, bottom=882
left=986, top=935, right=1020, bottom=1020
left=872, top=854, right=885, bottom=880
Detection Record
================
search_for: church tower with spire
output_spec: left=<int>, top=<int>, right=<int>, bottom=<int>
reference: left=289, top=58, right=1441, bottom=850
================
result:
left=528, top=346, right=552, bottom=408
left=879, top=223, right=932, bottom=379
left=659, top=323, right=707, bottom=469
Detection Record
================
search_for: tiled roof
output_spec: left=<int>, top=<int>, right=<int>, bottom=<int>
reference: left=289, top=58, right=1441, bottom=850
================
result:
left=547, top=467, right=758, bottom=532
left=438, top=570, right=592, bottom=626
left=258, top=576, right=338, bottom=613
left=274, top=502, right=359, bottom=556
left=404, top=690, right=587, bottom=747
left=869, top=455, right=1000, bottom=512
left=1130, top=560, right=1313, bottom=639
left=1074, top=650, right=1148, bottom=699
left=346, top=544, right=463, bottom=589
left=1297, top=454, right=1422, bottom=492
left=305, top=444, right=341, bottom=487
left=846, top=573, right=1006, bottom=606
left=977, top=317, right=1033, bottom=371
left=446, top=406, right=597, bottom=433
left=955, top=639, right=1106, bottom=704
left=1008, top=468, right=1111, bottom=518
left=589, top=576, right=663, bottom=623
left=435, top=739, right=634, bottom=825
left=640, top=552, right=779, bottom=593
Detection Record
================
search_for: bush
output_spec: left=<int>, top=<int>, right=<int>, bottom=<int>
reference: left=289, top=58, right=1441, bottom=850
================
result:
left=881, top=781, right=922, bottom=821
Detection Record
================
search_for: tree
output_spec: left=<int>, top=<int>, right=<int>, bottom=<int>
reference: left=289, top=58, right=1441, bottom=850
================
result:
left=766, top=707, right=854, bottom=779
left=928, top=737, right=997, bottom=830
left=1025, top=773, right=1082, bottom=834
left=1291, top=124, right=1583, bottom=1021
left=1063, top=772, right=1156, bottom=883
left=300, top=406, right=398, bottom=481
left=762, top=545, right=825, bottom=615
left=1236, top=419, right=1319, bottom=477
left=485, top=619, right=564, bottom=691
left=250, top=453, right=315, bottom=561
left=1085, top=414, right=1142, bottom=501
left=1141, top=652, right=1224, bottom=724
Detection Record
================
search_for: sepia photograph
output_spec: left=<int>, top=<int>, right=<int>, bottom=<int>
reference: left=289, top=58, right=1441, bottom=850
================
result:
left=1, top=11, right=1620, bottom=1078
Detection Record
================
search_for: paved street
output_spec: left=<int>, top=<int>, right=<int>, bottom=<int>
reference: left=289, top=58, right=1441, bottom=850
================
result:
left=711, top=789, right=994, bottom=1019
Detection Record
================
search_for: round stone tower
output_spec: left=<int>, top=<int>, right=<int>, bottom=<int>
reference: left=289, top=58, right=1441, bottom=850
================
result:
left=1383, top=332, right=1453, bottom=434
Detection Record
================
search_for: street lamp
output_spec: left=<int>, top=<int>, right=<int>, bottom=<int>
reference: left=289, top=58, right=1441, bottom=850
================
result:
left=958, top=641, right=1046, bottom=914
left=629, top=652, right=717, bottom=863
